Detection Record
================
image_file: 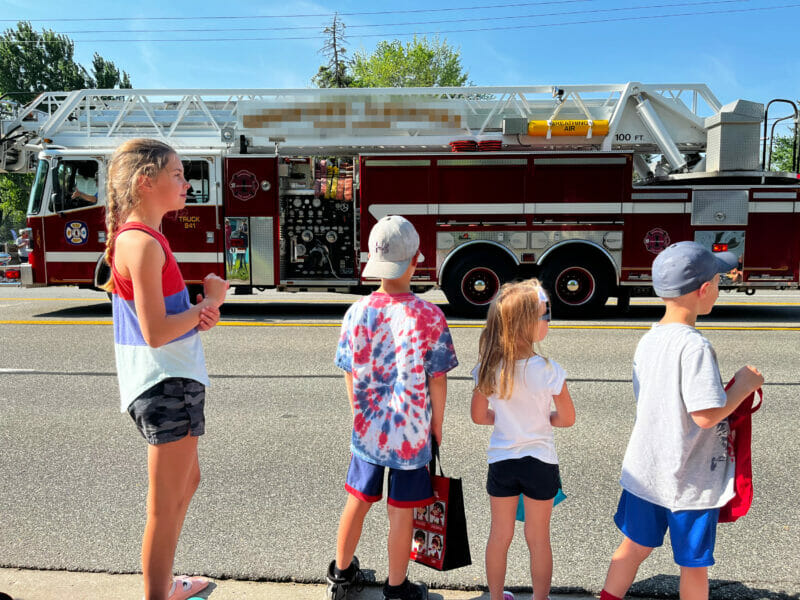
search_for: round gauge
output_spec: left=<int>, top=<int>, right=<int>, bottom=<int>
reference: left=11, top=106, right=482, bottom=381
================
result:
left=295, top=243, right=306, bottom=257
left=293, top=197, right=302, bottom=208
left=326, top=230, right=338, bottom=243
left=312, top=197, right=322, bottom=208
left=301, top=230, right=314, bottom=242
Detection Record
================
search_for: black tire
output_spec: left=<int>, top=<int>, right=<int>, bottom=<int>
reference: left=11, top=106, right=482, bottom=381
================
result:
left=540, top=252, right=611, bottom=318
left=442, top=252, right=514, bottom=317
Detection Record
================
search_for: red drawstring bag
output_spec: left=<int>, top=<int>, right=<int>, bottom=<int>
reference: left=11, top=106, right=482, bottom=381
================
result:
left=718, top=379, right=763, bottom=523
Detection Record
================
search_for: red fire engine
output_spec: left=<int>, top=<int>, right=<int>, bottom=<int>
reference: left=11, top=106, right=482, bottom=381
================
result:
left=1, top=83, right=798, bottom=316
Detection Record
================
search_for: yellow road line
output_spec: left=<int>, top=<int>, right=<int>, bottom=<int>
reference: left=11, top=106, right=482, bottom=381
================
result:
left=2, top=319, right=800, bottom=332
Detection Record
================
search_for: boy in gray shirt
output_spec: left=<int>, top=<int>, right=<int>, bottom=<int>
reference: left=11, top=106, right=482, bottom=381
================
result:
left=600, top=241, right=763, bottom=600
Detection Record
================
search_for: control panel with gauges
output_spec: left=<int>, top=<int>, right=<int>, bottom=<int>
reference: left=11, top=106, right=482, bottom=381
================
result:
left=279, top=157, right=356, bottom=280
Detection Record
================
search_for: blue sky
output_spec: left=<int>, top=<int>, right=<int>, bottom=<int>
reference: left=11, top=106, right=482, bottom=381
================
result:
left=2, top=0, right=799, bottom=131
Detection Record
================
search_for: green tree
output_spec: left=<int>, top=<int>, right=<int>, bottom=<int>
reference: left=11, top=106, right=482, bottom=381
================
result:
left=0, top=173, right=32, bottom=242
left=0, top=21, right=90, bottom=105
left=769, top=133, right=799, bottom=172
left=312, top=13, right=353, bottom=88
left=350, top=36, right=470, bottom=88
left=90, top=52, right=132, bottom=90
left=0, top=22, right=133, bottom=240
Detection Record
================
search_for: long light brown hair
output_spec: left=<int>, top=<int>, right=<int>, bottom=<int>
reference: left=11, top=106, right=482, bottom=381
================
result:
left=475, top=278, right=548, bottom=399
left=101, top=138, right=176, bottom=292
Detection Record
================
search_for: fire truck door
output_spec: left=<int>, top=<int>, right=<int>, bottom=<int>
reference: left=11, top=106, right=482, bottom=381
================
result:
left=41, top=157, right=106, bottom=286
left=223, top=157, right=279, bottom=286
left=161, top=158, right=223, bottom=285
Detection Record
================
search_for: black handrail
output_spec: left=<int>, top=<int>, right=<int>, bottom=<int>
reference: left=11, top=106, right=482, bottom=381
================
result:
left=762, top=99, right=798, bottom=173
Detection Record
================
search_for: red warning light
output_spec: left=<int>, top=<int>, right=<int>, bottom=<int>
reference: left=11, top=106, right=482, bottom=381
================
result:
left=712, top=243, right=729, bottom=252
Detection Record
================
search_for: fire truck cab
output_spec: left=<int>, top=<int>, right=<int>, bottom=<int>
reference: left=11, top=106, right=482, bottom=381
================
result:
left=2, top=83, right=798, bottom=317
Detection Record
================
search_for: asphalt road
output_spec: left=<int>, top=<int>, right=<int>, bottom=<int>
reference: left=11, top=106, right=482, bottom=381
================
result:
left=0, top=287, right=798, bottom=599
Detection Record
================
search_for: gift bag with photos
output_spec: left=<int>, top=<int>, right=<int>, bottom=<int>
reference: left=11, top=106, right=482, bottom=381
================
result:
left=410, top=442, right=471, bottom=571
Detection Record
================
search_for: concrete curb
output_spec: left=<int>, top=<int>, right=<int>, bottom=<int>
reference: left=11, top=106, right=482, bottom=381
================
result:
left=0, top=568, right=604, bottom=600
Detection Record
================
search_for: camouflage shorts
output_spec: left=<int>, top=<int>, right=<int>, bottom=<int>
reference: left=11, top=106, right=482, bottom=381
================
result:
left=127, top=378, right=205, bottom=445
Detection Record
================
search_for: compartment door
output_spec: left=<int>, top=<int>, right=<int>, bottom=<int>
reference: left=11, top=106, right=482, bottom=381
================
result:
left=224, top=156, right=278, bottom=217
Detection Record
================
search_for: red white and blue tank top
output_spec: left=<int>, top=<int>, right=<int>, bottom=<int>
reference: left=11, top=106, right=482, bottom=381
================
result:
left=111, top=222, right=209, bottom=412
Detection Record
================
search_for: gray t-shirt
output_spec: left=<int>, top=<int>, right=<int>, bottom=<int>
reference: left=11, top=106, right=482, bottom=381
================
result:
left=620, top=323, right=734, bottom=510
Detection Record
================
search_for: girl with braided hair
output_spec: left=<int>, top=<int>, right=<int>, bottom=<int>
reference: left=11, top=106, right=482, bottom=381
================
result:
left=103, top=138, right=228, bottom=600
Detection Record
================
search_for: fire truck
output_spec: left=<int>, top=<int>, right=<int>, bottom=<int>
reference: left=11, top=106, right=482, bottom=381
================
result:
left=1, top=83, right=798, bottom=316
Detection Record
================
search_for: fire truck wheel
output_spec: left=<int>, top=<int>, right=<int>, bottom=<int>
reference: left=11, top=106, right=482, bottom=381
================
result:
left=541, top=253, right=610, bottom=318
left=442, top=253, right=513, bottom=317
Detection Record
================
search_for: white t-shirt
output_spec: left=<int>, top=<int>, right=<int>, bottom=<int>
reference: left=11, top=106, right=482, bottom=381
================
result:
left=620, top=323, right=734, bottom=511
left=472, top=356, right=566, bottom=465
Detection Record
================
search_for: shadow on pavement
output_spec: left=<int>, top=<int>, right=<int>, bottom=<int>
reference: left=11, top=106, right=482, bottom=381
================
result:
left=632, top=574, right=800, bottom=599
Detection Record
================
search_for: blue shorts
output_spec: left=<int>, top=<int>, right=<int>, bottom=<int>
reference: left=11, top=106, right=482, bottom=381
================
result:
left=345, top=454, right=434, bottom=508
left=614, top=490, right=720, bottom=567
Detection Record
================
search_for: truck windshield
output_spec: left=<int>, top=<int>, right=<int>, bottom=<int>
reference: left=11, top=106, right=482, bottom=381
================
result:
left=27, top=159, right=49, bottom=216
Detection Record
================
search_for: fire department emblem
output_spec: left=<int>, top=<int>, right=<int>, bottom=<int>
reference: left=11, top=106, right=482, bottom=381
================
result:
left=644, top=227, right=670, bottom=254
left=64, top=220, right=88, bottom=246
left=229, top=170, right=259, bottom=201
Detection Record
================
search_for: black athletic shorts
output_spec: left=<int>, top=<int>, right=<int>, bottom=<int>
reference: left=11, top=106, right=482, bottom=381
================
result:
left=486, top=456, right=560, bottom=500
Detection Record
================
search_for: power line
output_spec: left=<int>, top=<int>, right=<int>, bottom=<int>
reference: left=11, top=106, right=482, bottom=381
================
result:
left=44, top=0, right=749, bottom=34
left=0, top=1, right=594, bottom=22
left=0, top=3, right=796, bottom=43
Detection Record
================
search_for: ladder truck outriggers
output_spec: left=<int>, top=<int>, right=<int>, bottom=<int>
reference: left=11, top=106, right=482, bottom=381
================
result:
left=1, top=82, right=798, bottom=316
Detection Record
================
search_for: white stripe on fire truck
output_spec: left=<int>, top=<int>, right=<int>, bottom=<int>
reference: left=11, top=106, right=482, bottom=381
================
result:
left=438, top=204, right=523, bottom=215
left=45, top=252, right=103, bottom=263
left=526, top=202, right=621, bottom=214
left=752, top=192, right=797, bottom=199
left=370, top=199, right=800, bottom=219
left=172, top=252, right=219, bottom=263
left=622, top=202, right=685, bottom=214
left=749, top=202, right=794, bottom=213
left=368, top=204, right=433, bottom=220
left=534, top=157, right=628, bottom=166
left=45, top=251, right=218, bottom=263
left=630, top=193, right=688, bottom=200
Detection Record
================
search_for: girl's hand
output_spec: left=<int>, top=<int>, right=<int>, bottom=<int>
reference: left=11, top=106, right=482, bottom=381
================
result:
left=203, top=273, right=230, bottom=307
left=196, top=295, right=221, bottom=331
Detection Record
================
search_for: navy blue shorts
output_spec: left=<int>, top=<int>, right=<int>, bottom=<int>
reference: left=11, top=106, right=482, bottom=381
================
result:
left=614, top=490, right=720, bottom=567
left=345, top=454, right=434, bottom=508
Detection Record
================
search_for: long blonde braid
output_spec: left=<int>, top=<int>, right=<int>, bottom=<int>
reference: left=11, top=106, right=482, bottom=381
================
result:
left=101, top=138, right=175, bottom=293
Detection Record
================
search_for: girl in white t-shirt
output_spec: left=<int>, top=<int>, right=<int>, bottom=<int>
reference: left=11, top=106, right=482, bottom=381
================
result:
left=471, top=279, right=576, bottom=600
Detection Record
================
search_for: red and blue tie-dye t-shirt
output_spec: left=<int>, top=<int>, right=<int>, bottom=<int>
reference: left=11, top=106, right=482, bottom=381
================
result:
left=335, top=292, right=458, bottom=470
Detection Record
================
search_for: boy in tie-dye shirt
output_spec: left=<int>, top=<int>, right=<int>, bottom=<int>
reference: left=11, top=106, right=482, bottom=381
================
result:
left=326, top=216, right=458, bottom=600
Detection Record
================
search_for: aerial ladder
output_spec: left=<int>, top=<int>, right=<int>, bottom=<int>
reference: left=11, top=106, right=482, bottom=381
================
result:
left=3, top=82, right=795, bottom=180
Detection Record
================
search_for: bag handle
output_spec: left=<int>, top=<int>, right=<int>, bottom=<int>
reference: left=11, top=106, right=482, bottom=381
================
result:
left=429, top=438, right=445, bottom=477
left=724, top=377, right=764, bottom=428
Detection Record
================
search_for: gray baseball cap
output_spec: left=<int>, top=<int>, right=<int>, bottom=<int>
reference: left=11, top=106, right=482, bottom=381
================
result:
left=652, top=241, right=738, bottom=298
left=362, top=215, right=424, bottom=279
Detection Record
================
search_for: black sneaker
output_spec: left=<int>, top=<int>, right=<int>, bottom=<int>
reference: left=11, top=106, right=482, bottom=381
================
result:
left=382, top=578, right=428, bottom=600
left=325, top=556, right=364, bottom=600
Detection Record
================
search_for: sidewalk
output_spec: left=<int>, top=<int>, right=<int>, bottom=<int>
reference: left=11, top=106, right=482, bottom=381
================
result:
left=0, top=568, right=601, bottom=600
